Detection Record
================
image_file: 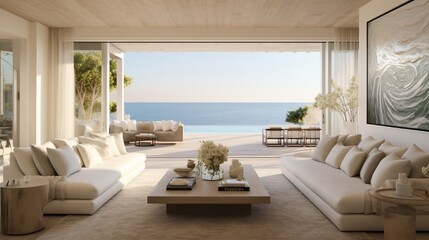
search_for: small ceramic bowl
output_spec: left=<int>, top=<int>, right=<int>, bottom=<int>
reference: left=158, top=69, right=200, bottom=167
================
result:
left=173, top=167, right=193, bottom=177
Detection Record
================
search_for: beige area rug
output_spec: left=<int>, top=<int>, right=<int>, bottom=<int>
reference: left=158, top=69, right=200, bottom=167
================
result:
left=38, top=169, right=371, bottom=240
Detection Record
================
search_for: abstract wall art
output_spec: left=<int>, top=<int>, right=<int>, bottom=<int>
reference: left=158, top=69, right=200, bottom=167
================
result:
left=367, top=0, right=429, bottom=131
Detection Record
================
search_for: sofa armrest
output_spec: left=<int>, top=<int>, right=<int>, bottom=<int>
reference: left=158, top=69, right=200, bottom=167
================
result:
left=109, top=125, right=123, bottom=134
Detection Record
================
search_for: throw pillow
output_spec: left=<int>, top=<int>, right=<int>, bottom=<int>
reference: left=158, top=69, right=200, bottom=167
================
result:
left=120, top=120, right=129, bottom=131
left=344, top=134, right=362, bottom=146
left=128, top=120, right=137, bottom=131
left=78, top=136, right=114, bottom=159
left=337, top=134, right=348, bottom=144
left=311, top=135, right=339, bottom=163
left=162, top=120, right=174, bottom=131
left=340, top=146, right=367, bottom=176
left=77, top=144, right=104, bottom=168
left=357, top=136, right=384, bottom=153
left=153, top=121, right=163, bottom=131
left=14, top=147, right=40, bottom=175
left=52, top=138, right=84, bottom=166
left=370, top=153, right=411, bottom=188
left=87, top=134, right=121, bottom=157
left=402, top=144, right=429, bottom=178
left=378, top=141, right=407, bottom=158
left=31, top=142, right=57, bottom=176
left=360, top=148, right=385, bottom=184
left=47, top=145, right=81, bottom=177
left=111, top=132, right=127, bottom=155
left=112, top=120, right=121, bottom=127
left=171, top=121, right=181, bottom=131
left=325, top=143, right=353, bottom=168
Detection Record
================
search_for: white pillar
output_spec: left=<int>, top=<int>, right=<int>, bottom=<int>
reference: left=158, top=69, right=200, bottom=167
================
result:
left=101, top=43, right=110, bottom=133
left=116, top=55, right=124, bottom=121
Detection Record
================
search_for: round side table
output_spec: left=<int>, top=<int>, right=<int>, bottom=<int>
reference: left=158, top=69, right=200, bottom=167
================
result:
left=370, top=188, right=429, bottom=240
left=1, top=178, right=49, bottom=235
left=135, top=133, right=157, bottom=146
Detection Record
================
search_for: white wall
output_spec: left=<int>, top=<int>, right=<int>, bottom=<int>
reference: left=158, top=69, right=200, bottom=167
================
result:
left=359, top=0, right=429, bottom=151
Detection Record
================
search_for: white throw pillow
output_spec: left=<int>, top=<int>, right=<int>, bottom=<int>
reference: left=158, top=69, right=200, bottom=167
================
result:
left=162, top=120, right=174, bottom=131
left=357, top=136, right=384, bottom=153
left=360, top=148, right=385, bottom=184
left=111, top=132, right=127, bottom=155
left=311, top=135, right=339, bottom=162
left=325, top=143, right=353, bottom=168
left=77, top=144, right=104, bottom=168
left=14, top=147, right=40, bottom=175
left=47, top=145, right=81, bottom=177
left=31, top=142, right=57, bottom=176
left=87, top=134, right=121, bottom=157
left=153, top=121, right=163, bottom=131
left=120, top=120, right=129, bottom=131
left=340, top=146, right=367, bottom=176
left=378, top=141, right=407, bottom=158
left=78, top=136, right=114, bottom=159
left=52, top=138, right=84, bottom=166
left=370, top=153, right=411, bottom=188
left=402, top=144, right=429, bottom=178
left=171, top=121, right=181, bottom=131
left=128, top=120, right=137, bottom=131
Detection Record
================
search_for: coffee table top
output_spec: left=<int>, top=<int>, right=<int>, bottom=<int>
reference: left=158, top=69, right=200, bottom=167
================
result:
left=147, top=164, right=270, bottom=205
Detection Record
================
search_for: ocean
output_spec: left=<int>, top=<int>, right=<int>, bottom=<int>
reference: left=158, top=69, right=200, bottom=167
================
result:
left=125, top=102, right=313, bottom=133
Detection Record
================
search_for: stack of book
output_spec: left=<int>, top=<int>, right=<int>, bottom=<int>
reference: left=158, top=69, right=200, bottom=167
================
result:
left=218, top=179, right=250, bottom=191
left=166, top=177, right=196, bottom=190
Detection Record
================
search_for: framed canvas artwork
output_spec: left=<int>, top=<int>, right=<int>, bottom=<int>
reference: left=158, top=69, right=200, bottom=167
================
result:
left=367, top=0, right=429, bottom=131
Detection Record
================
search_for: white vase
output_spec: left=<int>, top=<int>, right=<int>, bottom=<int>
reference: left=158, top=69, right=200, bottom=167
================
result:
left=343, top=121, right=357, bottom=135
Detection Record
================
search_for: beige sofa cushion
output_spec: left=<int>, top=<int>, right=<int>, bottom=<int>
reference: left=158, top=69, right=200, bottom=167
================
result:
left=14, top=147, right=40, bottom=175
left=77, top=144, right=104, bottom=168
left=282, top=156, right=373, bottom=214
left=337, top=134, right=348, bottom=144
left=31, top=142, right=57, bottom=176
left=311, top=135, right=339, bottom=162
left=379, top=141, right=407, bottom=158
left=47, top=145, right=82, bottom=177
left=64, top=168, right=121, bottom=199
left=370, top=153, right=411, bottom=188
left=357, top=136, right=384, bottom=153
left=402, top=144, right=429, bottom=178
left=52, top=138, right=83, bottom=166
left=79, top=136, right=113, bottom=159
left=360, top=148, right=385, bottom=184
left=325, top=144, right=352, bottom=168
left=340, top=146, right=366, bottom=177
left=344, top=134, right=362, bottom=146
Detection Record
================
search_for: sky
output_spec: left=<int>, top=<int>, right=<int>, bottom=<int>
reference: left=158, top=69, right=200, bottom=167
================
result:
left=113, top=51, right=321, bottom=102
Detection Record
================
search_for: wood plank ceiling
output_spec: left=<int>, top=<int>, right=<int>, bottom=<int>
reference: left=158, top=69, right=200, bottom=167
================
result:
left=0, top=0, right=370, bottom=28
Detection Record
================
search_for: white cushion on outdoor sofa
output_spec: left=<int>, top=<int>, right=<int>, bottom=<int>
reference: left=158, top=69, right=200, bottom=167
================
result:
left=282, top=156, right=372, bottom=214
left=64, top=168, right=121, bottom=199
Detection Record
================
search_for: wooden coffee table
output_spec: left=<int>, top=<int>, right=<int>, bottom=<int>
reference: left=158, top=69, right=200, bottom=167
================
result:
left=135, top=133, right=156, bottom=146
left=147, top=165, right=270, bottom=214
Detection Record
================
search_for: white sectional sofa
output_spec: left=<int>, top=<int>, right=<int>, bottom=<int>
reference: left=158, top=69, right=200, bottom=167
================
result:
left=3, top=133, right=146, bottom=214
left=281, top=134, right=429, bottom=231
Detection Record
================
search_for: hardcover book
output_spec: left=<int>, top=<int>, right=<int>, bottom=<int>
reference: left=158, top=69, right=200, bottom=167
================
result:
left=218, top=181, right=250, bottom=191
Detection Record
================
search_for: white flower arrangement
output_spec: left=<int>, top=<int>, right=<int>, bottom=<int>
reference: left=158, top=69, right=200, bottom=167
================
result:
left=197, top=141, right=229, bottom=174
left=422, top=164, right=429, bottom=176
left=315, top=75, right=358, bottom=122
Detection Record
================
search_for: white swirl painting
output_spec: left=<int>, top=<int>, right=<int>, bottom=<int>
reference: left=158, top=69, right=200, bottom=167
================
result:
left=367, top=0, right=429, bottom=131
